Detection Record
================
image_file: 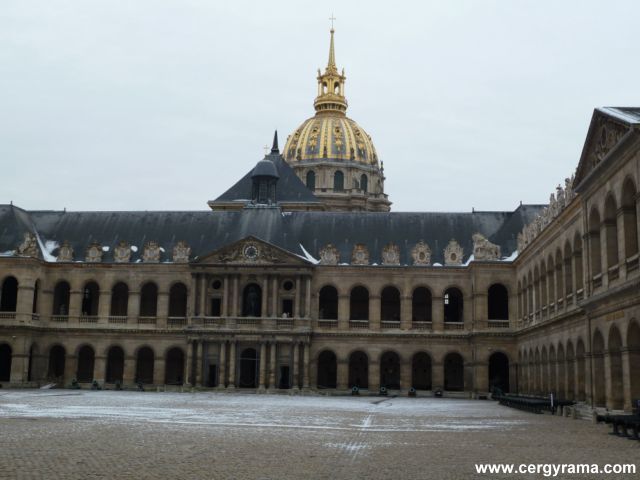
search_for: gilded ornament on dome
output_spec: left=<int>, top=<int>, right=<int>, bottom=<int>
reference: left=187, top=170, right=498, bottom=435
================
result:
left=113, top=241, right=131, bottom=263
left=444, top=239, right=463, bottom=266
left=351, top=244, right=369, bottom=265
left=319, top=244, right=340, bottom=265
left=411, top=241, right=431, bottom=266
left=381, top=242, right=400, bottom=265
left=172, top=241, right=191, bottom=263
left=57, top=241, right=74, bottom=262
left=85, top=242, right=103, bottom=263
left=142, top=241, right=161, bottom=263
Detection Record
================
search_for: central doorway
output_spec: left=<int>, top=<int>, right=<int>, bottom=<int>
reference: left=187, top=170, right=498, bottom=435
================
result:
left=239, top=348, right=258, bottom=388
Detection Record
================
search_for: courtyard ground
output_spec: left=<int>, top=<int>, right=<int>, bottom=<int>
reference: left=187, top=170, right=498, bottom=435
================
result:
left=0, top=390, right=637, bottom=479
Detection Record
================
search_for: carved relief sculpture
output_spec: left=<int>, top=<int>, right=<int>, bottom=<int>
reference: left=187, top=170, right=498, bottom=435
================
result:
left=411, top=240, right=431, bottom=266
left=85, top=242, right=103, bottom=263
left=381, top=242, right=400, bottom=265
left=113, top=241, right=131, bottom=263
left=472, top=233, right=501, bottom=261
left=444, top=239, right=463, bottom=266
left=15, top=232, right=39, bottom=258
left=57, top=241, right=74, bottom=262
left=142, top=241, right=161, bottom=263
left=172, top=241, right=191, bottom=263
left=319, top=243, right=340, bottom=265
left=351, top=243, right=369, bottom=265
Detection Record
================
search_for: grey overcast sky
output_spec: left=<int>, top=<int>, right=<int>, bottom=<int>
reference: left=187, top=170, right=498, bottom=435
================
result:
left=1, top=0, right=638, bottom=212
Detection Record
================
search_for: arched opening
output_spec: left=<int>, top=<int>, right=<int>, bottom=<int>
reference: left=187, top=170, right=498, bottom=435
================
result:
left=443, top=287, right=463, bottom=323
left=627, top=322, right=640, bottom=403
left=139, top=282, right=158, bottom=317
left=621, top=179, right=639, bottom=259
left=348, top=351, right=368, bottom=389
left=110, top=282, right=129, bottom=316
left=0, top=344, right=12, bottom=381
left=52, top=281, right=70, bottom=315
left=238, top=348, right=258, bottom=388
left=380, top=286, right=400, bottom=321
left=306, top=170, right=316, bottom=190
left=81, top=281, right=99, bottom=316
left=48, top=345, right=66, bottom=382
left=488, top=284, right=508, bottom=320
left=589, top=208, right=602, bottom=277
left=169, top=283, right=188, bottom=317
left=604, top=195, right=619, bottom=269
left=592, top=330, right=606, bottom=407
left=444, top=353, right=464, bottom=391
left=32, top=280, right=39, bottom=314
left=574, top=233, right=584, bottom=292
left=105, top=346, right=124, bottom=383
left=546, top=258, right=555, bottom=308
left=380, top=351, right=400, bottom=390
left=333, top=171, right=344, bottom=192
left=412, top=352, right=432, bottom=390
left=554, top=250, right=564, bottom=304
left=607, top=326, right=624, bottom=409
left=557, top=344, right=566, bottom=399
left=76, top=345, right=95, bottom=383
left=165, top=347, right=184, bottom=385
left=316, top=350, right=337, bottom=388
left=349, top=286, right=369, bottom=320
left=488, top=352, right=509, bottom=393
left=539, top=264, right=547, bottom=311
left=0, top=276, right=18, bottom=312
left=548, top=346, right=557, bottom=394
left=360, top=174, right=368, bottom=193
left=533, top=349, right=540, bottom=394
left=135, top=347, right=154, bottom=384
left=412, top=287, right=432, bottom=323
left=563, top=242, right=573, bottom=297
left=242, top=283, right=262, bottom=317
left=318, top=286, right=338, bottom=320
left=541, top=347, right=549, bottom=393
left=576, top=339, right=586, bottom=401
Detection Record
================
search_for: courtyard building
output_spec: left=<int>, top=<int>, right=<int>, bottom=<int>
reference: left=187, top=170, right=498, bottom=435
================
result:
left=0, top=29, right=638, bottom=413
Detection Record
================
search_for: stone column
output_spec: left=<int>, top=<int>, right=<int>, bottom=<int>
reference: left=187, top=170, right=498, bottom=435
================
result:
left=123, top=355, right=136, bottom=385
left=400, top=358, right=411, bottom=390
left=127, top=291, right=140, bottom=322
left=157, top=292, right=169, bottom=328
left=337, top=359, right=348, bottom=390
left=9, top=339, right=27, bottom=384
left=294, top=278, right=301, bottom=317
left=432, top=296, right=444, bottom=332
left=153, top=357, right=165, bottom=386
left=303, top=343, right=310, bottom=388
left=185, top=341, right=194, bottom=387
left=199, top=275, right=207, bottom=316
left=232, top=276, right=239, bottom=317
left=292, top=342, right=300, bottom=389
left=584, top=353, right=593, bottom=405
left=305, top=277, right=311, bottom=318
left=261, top=278, right=268, bottom=317
left=68, top=289, right=82, bottom=319
left=98, top=290, right=111, bottom=321
left=475, top=361, right=489, bottom=393
left=64, top=354, right=77, bottom=384
left=93, top=356, right=106, bottom=384
left=400, top=295, right=412, bottom=330
left=268, top=342, right=277, bottom=389
left=369, top=295, right=381, bottom=330
left=604, top=351, right=614, bottom=409
left=40, top=287, right=54, bottom=320
left=338, top=294, right=349, bottom=330
left=432, top=361, right=444, bottom=391
left=621, top=349, right=632, bottom=411
left=218, top=341, right=227, bottom=388
left=271, top=277, right=278, bottom=317
left=228, top=340, right=236, bottom=388
left=195, top=340, right=203, bottom=387
left=222, top=276, right=229, bottom=317
left=369, top=355, right=380, bottom=392
left=259, top=342, right=267, bottom=389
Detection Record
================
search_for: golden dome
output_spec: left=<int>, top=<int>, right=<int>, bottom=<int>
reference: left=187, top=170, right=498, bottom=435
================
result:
left=284, top=115, right=379, bottom=166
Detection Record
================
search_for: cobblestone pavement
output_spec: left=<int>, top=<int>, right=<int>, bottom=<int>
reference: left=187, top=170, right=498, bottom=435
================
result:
left=0, top=390, right=637, bottom=479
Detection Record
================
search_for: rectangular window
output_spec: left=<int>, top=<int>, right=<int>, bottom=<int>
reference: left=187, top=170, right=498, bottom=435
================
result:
left=210, top=298, right=221, bottom=317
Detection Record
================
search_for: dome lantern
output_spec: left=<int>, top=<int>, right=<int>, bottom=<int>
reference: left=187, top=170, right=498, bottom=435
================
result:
left=314, top=28, right=348, bottom=115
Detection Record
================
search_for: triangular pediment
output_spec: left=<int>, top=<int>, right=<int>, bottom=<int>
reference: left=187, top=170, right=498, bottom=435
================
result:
left=574, top=108, right=635, bottom=189
left=194, top=236, right=311, bottom=265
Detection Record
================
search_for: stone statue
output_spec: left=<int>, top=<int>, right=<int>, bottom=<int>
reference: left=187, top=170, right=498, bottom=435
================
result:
left=472, top=233, right=501, bottom=261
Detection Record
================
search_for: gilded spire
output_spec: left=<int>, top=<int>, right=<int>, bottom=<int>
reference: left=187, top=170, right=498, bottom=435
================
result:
left=314, top=25, right=347, bottom=115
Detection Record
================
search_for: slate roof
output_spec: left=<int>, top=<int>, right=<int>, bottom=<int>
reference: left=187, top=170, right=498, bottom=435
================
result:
left=0, top=203, right=544, bottom=265
left=211, top=152, right=321, bottom=207
left=597, top=107, right=640, bottom=125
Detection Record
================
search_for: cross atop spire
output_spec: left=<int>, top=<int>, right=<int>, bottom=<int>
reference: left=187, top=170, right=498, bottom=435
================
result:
left=329, top=13, right=336, bottom=30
